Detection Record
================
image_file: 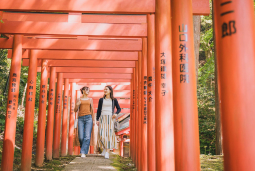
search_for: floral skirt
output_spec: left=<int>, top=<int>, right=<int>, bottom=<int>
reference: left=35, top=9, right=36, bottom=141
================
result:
left=97, top=115, right=117, bottom=150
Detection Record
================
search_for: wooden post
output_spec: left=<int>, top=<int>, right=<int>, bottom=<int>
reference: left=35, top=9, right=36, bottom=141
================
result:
left=155, top=0, right=175, bottom=170
left=1, top=35, right=22, bottom=171
left=141, top=38, right=148, bottom=171
left=147, top=13, right=156, bottom=171
left=172, top=0, right=200, bottom=170
left=46, top=67, right=56, bottom=160
left=61, top=78, right=69, bottom=156
left=68, top=82, right=76, bottom=155
left=53, top=73, right=63, bottom=158
left=21, top=50, right=37, bottom=170
left=35, top=59, right=48, bottom=166
left=213, top=0, right=255, bottom=170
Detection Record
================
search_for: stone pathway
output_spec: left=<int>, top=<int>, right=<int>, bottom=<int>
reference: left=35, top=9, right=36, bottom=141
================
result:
left=64, top=154, right=117, bottom=171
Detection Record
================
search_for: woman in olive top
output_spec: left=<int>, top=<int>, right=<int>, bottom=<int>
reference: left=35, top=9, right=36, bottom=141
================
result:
left=96, top=85, right=121, bottom=159
left=74, top=86, right=95, bottom=158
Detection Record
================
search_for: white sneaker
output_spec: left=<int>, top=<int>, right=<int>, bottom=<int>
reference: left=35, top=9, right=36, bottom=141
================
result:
left=101, top=149, right=106, bottom=156
left=81, top=154, right=86, bottom=158
left=105, top=152, right=109, bottom=159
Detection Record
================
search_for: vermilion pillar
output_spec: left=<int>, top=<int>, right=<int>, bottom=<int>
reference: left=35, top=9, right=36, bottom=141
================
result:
left=61, top=78, right=69, bottom=156
left=132, top=68, right=136, bottom=163
left=73, top=89, right=79, bottom=155
left=35, top=59, right=48, bottom=167
left=135, top=61, right=139, bottom=166
left=214, top=0, right=255, bottom=170
left=141, top=38, right=148, bottom=171
left=68, top=82, right=76, bottom=155
left=138, top=52, right=142, bottom=171
left=172, top=0, right=200, bottom=170
left=21, top=50, right=37, bottom=171
left=155, top=0, right=175, bottom=170
left=46, top=67, right=56, bottom=160
left=130, top=77, right=133, bottom=159
left=147, top=14, right=156, bottom=171
left=53, top=73, right=63, bottom=158
left=1, top=35, right=22, bottom=171
left=120, top=135, right=124, bottom=157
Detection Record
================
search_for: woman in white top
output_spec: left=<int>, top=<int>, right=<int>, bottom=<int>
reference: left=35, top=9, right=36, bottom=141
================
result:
left=96, top=85, right=121, bottom=158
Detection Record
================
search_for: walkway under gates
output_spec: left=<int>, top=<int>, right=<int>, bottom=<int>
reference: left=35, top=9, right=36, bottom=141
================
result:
left=0, top=0, right=255, bottom=171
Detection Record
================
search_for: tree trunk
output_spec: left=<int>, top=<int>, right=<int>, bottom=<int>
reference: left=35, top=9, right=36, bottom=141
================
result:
left=213, top=0, right=223, bottom=155
left=21, top=83, right=27, bottom=107
left=193, top=16, right=201, bottom=83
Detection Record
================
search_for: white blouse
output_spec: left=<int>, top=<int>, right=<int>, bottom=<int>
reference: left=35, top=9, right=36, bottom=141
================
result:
left=101, top=98, right=112, bottom=115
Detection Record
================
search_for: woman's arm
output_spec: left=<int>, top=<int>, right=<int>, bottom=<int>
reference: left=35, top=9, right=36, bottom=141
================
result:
left=96, top=98, right=103, bottom=121
left=114, top=99, right=121, bottom=114
left=90, top=98, right=95, bottom=122
left=74, top=98, right=80, bottom=112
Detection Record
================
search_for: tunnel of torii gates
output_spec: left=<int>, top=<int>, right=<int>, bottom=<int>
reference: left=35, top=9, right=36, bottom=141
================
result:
left=0, top=0, right=254, bottom=171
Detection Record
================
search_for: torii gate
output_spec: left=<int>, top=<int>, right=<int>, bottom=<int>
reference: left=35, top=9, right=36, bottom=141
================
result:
left=1, top=1, right=254, bottom=171
left=0, top=1, right=209, bottom=171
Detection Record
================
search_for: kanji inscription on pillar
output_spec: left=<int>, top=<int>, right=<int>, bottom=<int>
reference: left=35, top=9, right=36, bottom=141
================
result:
left=179, top=24, right=189, bottom=83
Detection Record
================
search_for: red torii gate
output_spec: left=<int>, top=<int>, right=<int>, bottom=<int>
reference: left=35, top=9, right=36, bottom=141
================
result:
left=4, top=1, right=249, bottom=171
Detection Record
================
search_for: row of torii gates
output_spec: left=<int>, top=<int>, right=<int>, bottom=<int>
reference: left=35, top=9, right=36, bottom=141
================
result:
left=0, top=0, right=255, bottom=171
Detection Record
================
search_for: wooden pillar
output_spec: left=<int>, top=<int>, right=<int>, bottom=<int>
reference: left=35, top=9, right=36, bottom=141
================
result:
left=147, top=14, right=156, bottom=171
left=53, top=73, right=63, bottom=158
left=21, top=50, right=37, bottom=171
left=138, top=53, right=142, bottom=171
left=213, top=0, right=255, bottom=170
left=130, top=78, right=133, bottom=159
left=73, top=89, right=79, bottom=155
left=35, top=59, right=48, bottom=167
left=46, top=67, right=56, bottom=160
left=135, top=61, right=139, bottom=167
left=155, top=0, right=175, bottom=170
left=68, top=82, right=76, bottom=155
left=132, top=68, right=136, bottom=163
left=120, top=135, right=124, bottom=157
left=172, top=0, right=200, bottom=170
left=141, top=38, right=148, bottom=171
left=61, top=78, right=69, bottom=156
left=1, top=35, right=22, bottom=171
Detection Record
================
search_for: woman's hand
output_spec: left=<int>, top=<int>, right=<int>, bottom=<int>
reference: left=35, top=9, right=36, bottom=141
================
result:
left=112, top=114, right=117, bottom=119
left=96, top=121, right=99, bottom=126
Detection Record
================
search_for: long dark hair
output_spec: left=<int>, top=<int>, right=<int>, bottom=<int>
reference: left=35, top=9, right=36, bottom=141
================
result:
left=80, top=86, right=90, bottom=94
left=103, top=85, right=115, bottom=100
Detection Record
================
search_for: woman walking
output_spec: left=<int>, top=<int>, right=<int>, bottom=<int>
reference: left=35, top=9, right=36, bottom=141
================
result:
left=96, top=85, right=121, bottom=159
left=74, top=86, right=95, bottom=158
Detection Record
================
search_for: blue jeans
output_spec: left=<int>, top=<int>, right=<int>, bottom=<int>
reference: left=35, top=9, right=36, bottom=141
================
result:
left=78, top=115, right=93, bottom=154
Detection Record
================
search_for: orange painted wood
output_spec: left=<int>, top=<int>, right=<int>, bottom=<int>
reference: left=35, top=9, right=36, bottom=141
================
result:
left=68, top=83, right=76, bottom=155
left=147, top=14, right=156, bottom=171
left=35, top=60, right=48, bottom=166
left=8, top=50, right=138, bottom=60
left=38, top=67, right=134, bottom=74
left=45, top=67, right=56, bottom=160
left=88, top=92, right=130, bottom=98
left=53, top=73, right=63, bottom=158
left=214, top=0, right=255, bottom=170
left=0, top=0, right=209, bottom=15
left=76, top=84, right=131, bottom=90
left=3, top=12, right=147, bottom=23
left=62, top=73, right=132, bottom=79
left=155, top=0, right=175, bottom=170
left=1, top=37, right=142, bottom=50
left=172, top=0, right=200, bottom=170
left=68, top=79, right=131, bottom=83
left=61, top=79, right=69, bottom=156
left=22, top=59, right=135, bottom=68
left=1, top=35, right=22, bottom=171
left=21, top=49, right=38, bottom=170
left=0, top=20, right=147, bottom=37
left=0, top=0, right=155, bottom=13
